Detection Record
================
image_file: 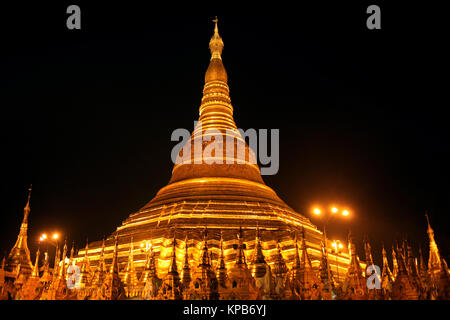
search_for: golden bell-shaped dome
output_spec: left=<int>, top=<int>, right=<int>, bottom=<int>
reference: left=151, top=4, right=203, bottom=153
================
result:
left=205, top=58, right=227, bottom=83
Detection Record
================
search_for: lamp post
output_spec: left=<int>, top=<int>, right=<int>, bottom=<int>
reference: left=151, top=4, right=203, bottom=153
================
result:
left=39, top=232, right=60, bottom=269
left=331, top=240, right=344, bottom=285
left=312, top=206, right=350, bottom=296
left=140, top=240, right=153, bottom=261
left=140, top=240, right=152, bottom=252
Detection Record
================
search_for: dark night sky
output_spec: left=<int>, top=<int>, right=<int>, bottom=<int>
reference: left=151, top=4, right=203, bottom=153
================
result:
left=1, top=2, right=448, bottom=266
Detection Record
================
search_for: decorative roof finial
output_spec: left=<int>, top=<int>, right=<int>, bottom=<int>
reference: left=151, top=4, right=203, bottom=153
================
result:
left=209, top=16, right=224, bottom=60
left=213, top=16, right=218, bottom=32
left=23, top=184, right=32, bottom=221
left=425, top=212, right=433, bottom=233
left=26, top=184, right=32, bottom=205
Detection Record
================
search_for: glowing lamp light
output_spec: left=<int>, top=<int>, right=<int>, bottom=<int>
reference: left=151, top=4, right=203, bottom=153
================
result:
left=332, top=240, right=344, bottom=252
left=42, top=234, right=48, bottom=240
left=140, top=243, right=144, bottom=248
left=342, top=210, right=350, bottom=216
left=331, top=207, right=338, bottom=213
left=313, top=208, right=321, bottom=215
left=52, top=233, right=59, bottom=240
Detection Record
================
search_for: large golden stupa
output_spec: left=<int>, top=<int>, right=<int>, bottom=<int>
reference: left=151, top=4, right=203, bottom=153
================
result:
left=77, top=19, right=350, bottom=283
left=5, top=19, right=449, bottom=302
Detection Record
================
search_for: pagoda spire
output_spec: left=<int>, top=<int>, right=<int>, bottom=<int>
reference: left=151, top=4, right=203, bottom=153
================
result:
left=142, top=239, right=157, bottom=283
left=425, top=214, right=441, bottom=273
left=18, top=185, right=32, bottom=244
left=110, top=235, right=119, bottom=275
left=104, top=234, right=125, bottom=300
left=31, top=248, right=40, bottom=278
left=236, top=227, right=247, bottom=266
left=364, top=235, right=381, bottom=298
left=250, top=227, right=274, bottom=299
left=141, top=239, right=162, bottom=300
left=58, top=240, right=67, bottom=278
left=250, top=227, right=268, bottom=278
left=217, top=231, right=228, bottom=287
left=200, top=227, right=211, bottom=266
left=183, top=236, right=190, bottom=267
left=157, top=236, right=182, bottom=299
left=300, top=228, right=313, bottom=270
left=169, top=236, right=179, bottom=275
left=291, top=232, right=301, bottom=272
left=381, top=243, right=394, bottom=298
left=5, top=185, right=34, bottom=274
left=79, top=238, right=91, bottom=289
left=52, top=247, right=61, bottom=282
left=297, top=227, right=320, bottom=300
left=391, top=245, right=399, bottom=280
left=166, top=16, right=268, bottom=186
left=363, top=235, right=376, bottom=267
left=209, top=16, right=224, bottom=60
left=181, top=235, right=191, bottom=289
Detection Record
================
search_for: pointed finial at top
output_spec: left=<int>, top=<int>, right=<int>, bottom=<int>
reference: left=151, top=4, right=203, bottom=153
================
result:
left=209, top=16, right=224, bottom=60
left=23, top=184, right=32, bottom=221
left=27, top=184, right=32, bottom=201
left=425, top=213, right=433, bottom=232
left=213, top=16, right=218, bottom=32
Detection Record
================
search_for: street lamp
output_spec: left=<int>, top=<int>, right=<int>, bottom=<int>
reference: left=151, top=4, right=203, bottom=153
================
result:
left=140, top=240, right=153, bottom=258
left=39, top=232, right=61, bottom=269
left=39, top=232, right=59, bottom=247
left=311, top=206, right=350, bottom=295
left=331, top=240, right=344, bottom=284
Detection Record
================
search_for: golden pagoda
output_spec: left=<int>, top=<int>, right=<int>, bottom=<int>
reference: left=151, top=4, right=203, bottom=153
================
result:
left=4, top=186, right=34, bottom=277
left=3, top=18, right=450, bottom=301
left=75, top=19, right=350, bottom=299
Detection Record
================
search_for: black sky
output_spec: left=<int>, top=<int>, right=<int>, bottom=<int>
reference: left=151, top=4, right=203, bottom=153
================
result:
left=1, top=2, right=448, bottom=265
